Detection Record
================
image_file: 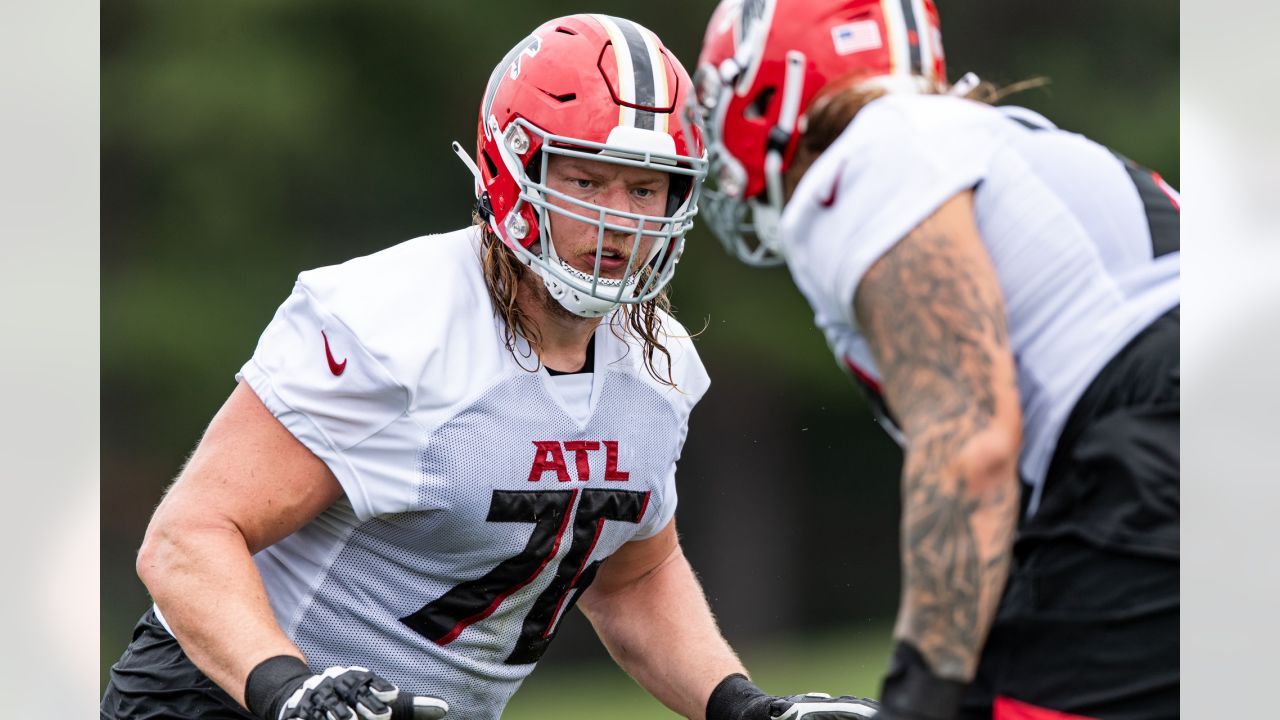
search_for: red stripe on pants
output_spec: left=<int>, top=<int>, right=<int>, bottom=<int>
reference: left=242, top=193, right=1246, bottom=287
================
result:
left=994, top=695, right=1097, bottom=720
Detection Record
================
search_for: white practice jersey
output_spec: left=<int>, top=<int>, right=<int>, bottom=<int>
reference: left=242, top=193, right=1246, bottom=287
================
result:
left=225, top=227, right=707, bottom=719
left=781, top=93, right=1179, bottom=514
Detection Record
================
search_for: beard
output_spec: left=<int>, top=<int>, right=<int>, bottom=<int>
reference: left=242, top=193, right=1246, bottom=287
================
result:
left=519, top=263, right=595, bottom=325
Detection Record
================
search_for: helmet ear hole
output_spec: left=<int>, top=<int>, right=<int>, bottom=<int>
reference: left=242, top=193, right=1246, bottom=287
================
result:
left=745, top=86, right=776, bottom=119
left=666, top=175, right=693, bottom=216
left=524, top=152, right=543, bottom=183
left=481, top=149, right=499, bottom=178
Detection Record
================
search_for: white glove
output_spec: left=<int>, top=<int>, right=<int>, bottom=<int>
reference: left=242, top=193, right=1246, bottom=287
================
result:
left=772, top=692, right=879, bottom=720
left=276, top=665, right=448, bottom=720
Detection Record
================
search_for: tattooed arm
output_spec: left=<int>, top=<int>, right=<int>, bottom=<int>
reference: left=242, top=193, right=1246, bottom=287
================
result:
left=854, top=190, right=1021, bottom=684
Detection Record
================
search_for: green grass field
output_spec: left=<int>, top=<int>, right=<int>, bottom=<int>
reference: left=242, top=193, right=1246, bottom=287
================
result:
left=503, top=624, right=893, bottom=719
left=101, top=613, right=892, bottom=717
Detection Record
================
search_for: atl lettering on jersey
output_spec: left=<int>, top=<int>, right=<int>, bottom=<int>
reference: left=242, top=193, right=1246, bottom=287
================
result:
left=528, top=440, right=630, bottom=482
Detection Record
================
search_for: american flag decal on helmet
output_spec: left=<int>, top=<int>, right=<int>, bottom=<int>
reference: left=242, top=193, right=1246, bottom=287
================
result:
left=591, top=15, right=671, bottom=132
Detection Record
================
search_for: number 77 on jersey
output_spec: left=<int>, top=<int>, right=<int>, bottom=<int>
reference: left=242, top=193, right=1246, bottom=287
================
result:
left=400, top=439, right=646, bottom=665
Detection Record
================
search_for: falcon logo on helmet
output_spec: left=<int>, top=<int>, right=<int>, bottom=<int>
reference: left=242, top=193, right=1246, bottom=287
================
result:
left=480, top=35, right=542, bottom=141
left=453, top=14, right=708, bottom=318
left=693, top=0, right=946, bottom=266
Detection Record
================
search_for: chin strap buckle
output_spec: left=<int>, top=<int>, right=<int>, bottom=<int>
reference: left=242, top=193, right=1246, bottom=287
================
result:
left=949, top=71, right=981, bottom=97
left=451, top=140, right=493, bottom=221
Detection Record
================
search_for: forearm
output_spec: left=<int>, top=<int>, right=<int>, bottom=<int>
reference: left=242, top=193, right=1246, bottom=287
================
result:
left=892, top=434, right=1019, bottom=681
left=138, top=522, right=302, bottom=707
left=580, top=547, right=746, bottom=719
left=851, top=192, right=1023, bottom=688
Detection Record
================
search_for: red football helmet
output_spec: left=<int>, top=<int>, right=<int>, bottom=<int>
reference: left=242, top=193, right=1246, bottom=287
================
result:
left=455, top=14, right=707, bottom=317
left=694, top=0, right=946, bottom=265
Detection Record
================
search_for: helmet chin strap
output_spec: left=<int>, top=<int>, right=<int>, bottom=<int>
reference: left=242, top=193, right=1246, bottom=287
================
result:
left=755, top=50, right=807, bottom=255
left=451, top=141, right=483, bottom=193
left=452, top=140, right=500, bottom=222
left=948, top=71, right=981, bottom=97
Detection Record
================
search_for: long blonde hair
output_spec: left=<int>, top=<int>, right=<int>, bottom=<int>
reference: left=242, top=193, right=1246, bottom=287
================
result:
left=475, top=214, right=679, bottom=387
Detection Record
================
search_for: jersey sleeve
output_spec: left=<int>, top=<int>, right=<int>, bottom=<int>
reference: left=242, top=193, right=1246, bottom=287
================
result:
left=781, top=95, right=999, bottom=327
left=237, top=281, right=412, bottom=520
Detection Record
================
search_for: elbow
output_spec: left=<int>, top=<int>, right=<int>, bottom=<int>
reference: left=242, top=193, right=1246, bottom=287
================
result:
left=958, top=419, right=1022, bottom=497
left=136, top=509, right=202, bottom=597
left=575, top=583, right=616, bottom=624
left=135, top=521, right=176, bottom=595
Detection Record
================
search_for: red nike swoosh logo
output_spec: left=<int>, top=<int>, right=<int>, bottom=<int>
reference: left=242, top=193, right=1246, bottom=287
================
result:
left=321, top=330, right=347, bottom=376
left=819, top=162, right=844, bottom=208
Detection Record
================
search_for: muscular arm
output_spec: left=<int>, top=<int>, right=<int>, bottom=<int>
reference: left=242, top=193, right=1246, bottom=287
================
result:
left=136, top=380, right=345, bottom=706
left=578, top=520, right=747, bottom=720
left=854, top=190, right=1021, bottom=682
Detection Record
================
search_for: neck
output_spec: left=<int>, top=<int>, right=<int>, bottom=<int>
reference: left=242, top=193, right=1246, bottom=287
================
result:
left=517, top=271, right=602, bottom=372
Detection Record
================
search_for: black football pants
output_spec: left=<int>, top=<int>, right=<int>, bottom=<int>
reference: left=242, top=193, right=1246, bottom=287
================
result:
left=101, top=608, right=256, bottom=720
left=960, top=307, right=1180, bottom=720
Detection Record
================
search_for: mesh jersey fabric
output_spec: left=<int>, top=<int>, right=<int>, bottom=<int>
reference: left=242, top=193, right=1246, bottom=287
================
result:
left=227, top=226, right=708, bottom=720
left=779, top=93, right=1179, bottom=512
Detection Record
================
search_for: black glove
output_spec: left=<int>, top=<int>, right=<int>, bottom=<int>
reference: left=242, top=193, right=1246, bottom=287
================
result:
left=708, top=674, right=880, bottom=720
left=875, top=642, right=967, bottom=720
left=245, top=656, right=448, bottom=720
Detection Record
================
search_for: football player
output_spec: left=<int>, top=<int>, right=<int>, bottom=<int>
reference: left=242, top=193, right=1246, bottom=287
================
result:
left=101, top=14, right=879, bottom=720
left=693, top=1, right=1179, bottom=719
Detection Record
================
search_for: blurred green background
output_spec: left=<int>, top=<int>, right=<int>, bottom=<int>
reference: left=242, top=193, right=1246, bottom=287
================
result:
left=101, top=0, right=1177, bottom=714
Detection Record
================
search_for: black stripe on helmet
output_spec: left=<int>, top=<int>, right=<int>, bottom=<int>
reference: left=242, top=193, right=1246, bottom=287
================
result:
left=610, top=17, right=657, bottom=130
left=897, top=0, right=923, bottom=76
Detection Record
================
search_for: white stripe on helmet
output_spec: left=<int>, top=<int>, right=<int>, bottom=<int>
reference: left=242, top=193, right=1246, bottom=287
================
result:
left=591, top=15, right=638, bottom=127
